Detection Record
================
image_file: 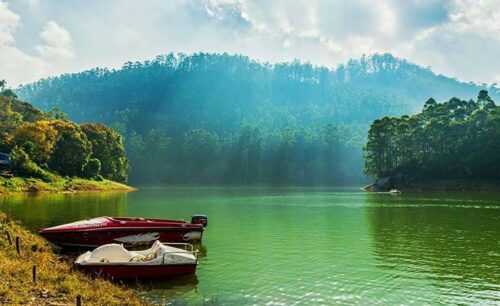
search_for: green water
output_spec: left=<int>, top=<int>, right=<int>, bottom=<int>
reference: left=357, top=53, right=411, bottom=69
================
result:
left=1, top=187, right=500, bottom=305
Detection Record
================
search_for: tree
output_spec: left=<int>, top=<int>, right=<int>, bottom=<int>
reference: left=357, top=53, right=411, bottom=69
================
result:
left=12, top=120, right=59, bottom=165
left=83, top=158, right=102, bottom=179
left=0, top=80, right=18, bottom=98
left=182, top=129, right=219, bottom=179
left=46, top=107, right=69, bottom=120
left=10, top=146, right=53, bottom=181
left=81, top=123, right=128, bottom=182
left=365, top=91, right=500, bottom=180
left=0, top=97, right=23, bottom=151
left=48, top=122, right=92, bottom=177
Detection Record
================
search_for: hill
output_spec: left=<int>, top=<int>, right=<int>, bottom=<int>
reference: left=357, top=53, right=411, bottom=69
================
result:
left=16, top=53, right=499, bottom=184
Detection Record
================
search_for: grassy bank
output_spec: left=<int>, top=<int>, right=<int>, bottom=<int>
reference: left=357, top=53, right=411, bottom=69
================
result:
left=0, top=176, right=136, bottom=195
left=0, top=212, right=146, bottom=305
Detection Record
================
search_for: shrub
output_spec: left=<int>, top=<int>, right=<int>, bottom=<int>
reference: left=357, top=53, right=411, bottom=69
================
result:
left=48, top=123, right=92, bottom=177
left=10, top=146, right=54, bottom=182
left=81, top=123, right=128, bottom=182
left=83, top=158, right=101, bottom=179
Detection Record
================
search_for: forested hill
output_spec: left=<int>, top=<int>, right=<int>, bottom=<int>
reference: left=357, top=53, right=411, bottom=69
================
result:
left=16, top=53, right=499, bottom=184
left=365, top=90, right=500, bottom=182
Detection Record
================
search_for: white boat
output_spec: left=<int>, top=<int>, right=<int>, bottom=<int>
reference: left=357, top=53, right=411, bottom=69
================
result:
left=74, top=241, right=198, bottom=279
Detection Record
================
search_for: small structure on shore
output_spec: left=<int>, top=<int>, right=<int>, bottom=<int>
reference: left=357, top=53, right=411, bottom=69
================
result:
left=389, top=189, right=402, bottom=194
left=0, top=152, right=10, bottom=167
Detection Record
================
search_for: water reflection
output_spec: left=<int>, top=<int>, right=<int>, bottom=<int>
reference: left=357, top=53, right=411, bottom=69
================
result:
left=133, top=274, right=200, bottom=305
left=365, top=193, right=500, bottom=304
left=0, top=192, right=128, bottom=231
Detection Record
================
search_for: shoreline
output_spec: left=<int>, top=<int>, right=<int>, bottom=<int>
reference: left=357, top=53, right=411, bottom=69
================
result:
left=0, top=212, right=146, bottom=305
left=0, top=176, right=136, bottom=195
left=363, top=178, right=500, bottom=193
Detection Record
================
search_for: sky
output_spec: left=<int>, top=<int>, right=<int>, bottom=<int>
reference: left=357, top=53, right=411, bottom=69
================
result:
left=1, top=0, right=500, bottom=87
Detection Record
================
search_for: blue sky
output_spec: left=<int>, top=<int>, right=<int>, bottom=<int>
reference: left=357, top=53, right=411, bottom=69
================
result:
left=1, top=0, right=500, bottom=86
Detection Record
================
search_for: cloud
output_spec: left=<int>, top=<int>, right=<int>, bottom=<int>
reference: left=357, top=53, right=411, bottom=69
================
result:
left=2, top=0, right=500, bottom=86
left=0, top=1, right=75, bottom=86
left=400, top=0, right=500, bottom=83
left=0, top=1, right=19, bottom=45
left=0, top=1, right=47, bottom=86
left=200, top=0, right=500, bottom=83
left=36, top=21, right=74, bottom=59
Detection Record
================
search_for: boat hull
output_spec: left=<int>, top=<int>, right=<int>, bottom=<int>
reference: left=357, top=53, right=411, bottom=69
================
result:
left=76, top=263, right=197, bottom=280
left=41, top=227, right=203, bottom=248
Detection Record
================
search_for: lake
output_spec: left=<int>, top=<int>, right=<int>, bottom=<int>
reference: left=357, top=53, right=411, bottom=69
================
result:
left=1, top=187, right=500, bottom=305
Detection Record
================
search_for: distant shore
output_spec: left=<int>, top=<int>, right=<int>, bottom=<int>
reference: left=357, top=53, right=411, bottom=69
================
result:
left=0, top=176, right=136, bottom=195
left=364, top=178, right=500, bottom=193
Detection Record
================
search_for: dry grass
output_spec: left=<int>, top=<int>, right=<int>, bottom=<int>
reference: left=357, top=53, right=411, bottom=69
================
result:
left=0, top=212, right=147, bottom=305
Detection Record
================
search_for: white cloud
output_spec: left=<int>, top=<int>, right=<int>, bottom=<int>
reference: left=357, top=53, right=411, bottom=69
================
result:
left=0, top=1, right=19, bottom=45
left=0, top=1, right=47, bottom=86
left=2, top=0, right=500, bottom=86
left=36, top=21, right=74, bottom=59
left=399, top=0, right=500, bottom=83
left=0, top=1, right=75, bottom=86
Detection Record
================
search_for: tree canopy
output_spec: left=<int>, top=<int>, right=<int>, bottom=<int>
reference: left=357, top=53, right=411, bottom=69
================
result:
left=0, top=81, right=128, bottom=182
left=364, top=90, right=500, bottom=180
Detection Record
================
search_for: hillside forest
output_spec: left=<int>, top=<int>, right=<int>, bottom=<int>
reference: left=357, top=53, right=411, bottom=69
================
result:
left=16, top=53, right=500, bottom=185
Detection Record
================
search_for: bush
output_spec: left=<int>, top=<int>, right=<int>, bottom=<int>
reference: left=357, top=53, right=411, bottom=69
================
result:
left=83, top=158, right=101, bottom=179
left=10, top=146, right=54, bottom=182
left=81, top=123, right=128, bottom=182
left=48, top=126, right=92, bottom=177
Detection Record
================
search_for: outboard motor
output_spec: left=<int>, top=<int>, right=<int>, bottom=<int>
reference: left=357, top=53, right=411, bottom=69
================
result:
left=191, top=215, right=208, bottom=227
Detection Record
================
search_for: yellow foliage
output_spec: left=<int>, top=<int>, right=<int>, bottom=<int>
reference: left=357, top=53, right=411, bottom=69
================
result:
left=12, top=120, right=59, bottom=164
left=0, top=97, right=22, bottom=137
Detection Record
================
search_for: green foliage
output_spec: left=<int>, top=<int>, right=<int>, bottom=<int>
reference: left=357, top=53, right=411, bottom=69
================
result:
left=0, top=80, right=17, bottom=99
left=81, top=123, right=128, bottom=182
left=364, top=91, right=500, bottom=180
left=0, top=94, right=128, bottom=182
left=83, top=158, right=101, bottom=179
left=0, top=97, right=22, bottom=151
left=48, top=124, right=92, bottom=177
left=182, top=129, right=219, bottom=175
left=125, top=129, right=169, bottom=183
left=12, top=120, right=58, bottom=165
left=10, top=146, right=54, bottom=182
left=46, top=107, right=68, bottom=120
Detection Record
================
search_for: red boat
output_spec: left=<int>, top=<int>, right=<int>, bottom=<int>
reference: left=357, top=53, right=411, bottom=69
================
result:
left=39, top=215, right=208, bottom=248
left=75, top=241, right=198, bottom=280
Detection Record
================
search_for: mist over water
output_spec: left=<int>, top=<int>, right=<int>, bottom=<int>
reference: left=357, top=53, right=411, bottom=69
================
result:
left=2, top=187, right=500, bottom=305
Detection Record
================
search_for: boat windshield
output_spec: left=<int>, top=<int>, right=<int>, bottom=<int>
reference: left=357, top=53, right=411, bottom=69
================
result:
left=48, top=217, right=109, bottom=229
left=110, top=217, right=186, bottom=224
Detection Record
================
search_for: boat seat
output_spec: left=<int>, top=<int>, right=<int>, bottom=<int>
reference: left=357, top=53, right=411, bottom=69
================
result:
left=75, top=240, right=197, bottom=266
left=129, top=241, right=163, bottom=262
left=87, top=243, right=133, bottom=263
